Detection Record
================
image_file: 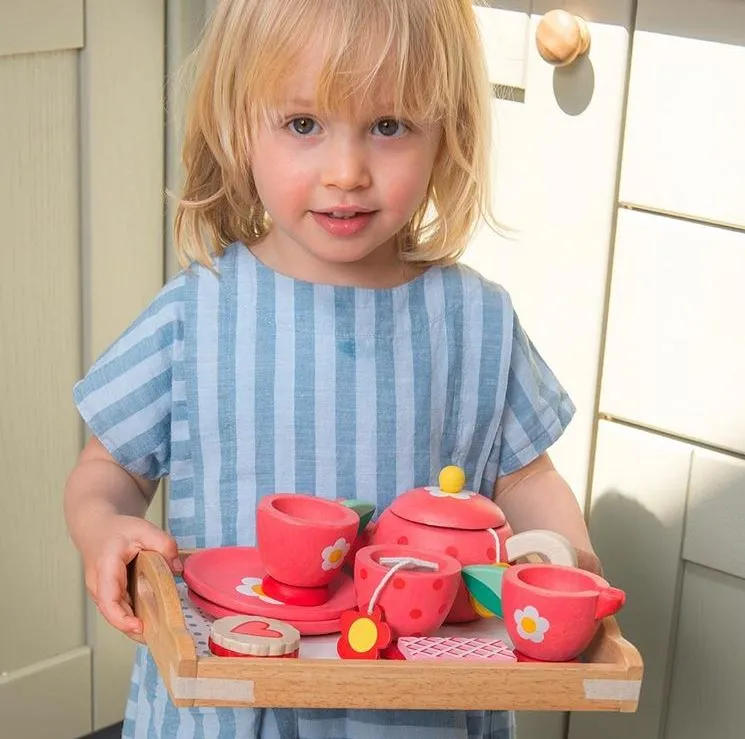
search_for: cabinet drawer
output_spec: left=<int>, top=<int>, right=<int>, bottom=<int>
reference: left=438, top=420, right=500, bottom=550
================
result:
left=684, top=449, right=745, bottom=580
left=619, top=0, right=745, bottom=228
left=600, top=209, right=745, bottom=454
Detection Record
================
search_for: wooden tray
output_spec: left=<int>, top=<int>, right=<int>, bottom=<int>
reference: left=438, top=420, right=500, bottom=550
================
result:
left=132, top=550, right=643, bottom=712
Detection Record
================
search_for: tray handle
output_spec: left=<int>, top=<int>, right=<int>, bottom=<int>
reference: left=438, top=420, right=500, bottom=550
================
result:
left=131, top=550, right=198, bottom=707
left=585, top=617, right=643, bottom=679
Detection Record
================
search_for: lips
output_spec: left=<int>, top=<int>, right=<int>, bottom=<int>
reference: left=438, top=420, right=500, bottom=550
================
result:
left=311, top=210, right=376, bottom=237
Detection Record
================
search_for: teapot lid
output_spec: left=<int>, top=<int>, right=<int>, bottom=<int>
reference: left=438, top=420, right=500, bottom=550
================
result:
left=390, top=466, right=506, bottom=531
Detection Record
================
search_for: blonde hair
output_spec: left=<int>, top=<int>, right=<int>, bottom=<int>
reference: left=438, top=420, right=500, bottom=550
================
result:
left=174, top=0, right=494, bottom=269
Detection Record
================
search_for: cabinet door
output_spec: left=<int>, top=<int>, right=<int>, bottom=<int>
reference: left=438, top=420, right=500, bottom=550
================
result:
left=82, top=1, right=167, bottom=730
left=619, top=0, right=745, bottom=229
left=571, top=424, right=745, bottom=739
left=464, top=0, right=634, bottom=510
left=568, top=421, right=692, bottom=739
left=665, top=449, right=745, bottom=738
left=0, top=5, right=90, bottom=739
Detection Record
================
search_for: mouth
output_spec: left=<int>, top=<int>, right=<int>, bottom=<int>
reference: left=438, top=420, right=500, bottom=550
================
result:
left=313, top=209, right=376, bottom=220
left=310, top=210, right=376, bottom=237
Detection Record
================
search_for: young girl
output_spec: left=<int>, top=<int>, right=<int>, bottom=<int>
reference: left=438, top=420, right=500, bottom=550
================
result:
left=64, top=0, right=599, bottom=737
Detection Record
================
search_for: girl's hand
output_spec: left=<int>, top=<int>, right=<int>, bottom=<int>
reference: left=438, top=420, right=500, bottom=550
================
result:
left=576, top=548, right=603, bottom=577
left=80, top=515, right=182, bottom=643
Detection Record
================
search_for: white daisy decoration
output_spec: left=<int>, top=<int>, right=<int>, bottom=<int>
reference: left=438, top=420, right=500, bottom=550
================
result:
left=514, top=605, right=550, bottom=643
left=425, top=485, right=473, bottom=501
left=235, top=576, right=283, bottom=604
left=321, top=537, right=350, bottom=571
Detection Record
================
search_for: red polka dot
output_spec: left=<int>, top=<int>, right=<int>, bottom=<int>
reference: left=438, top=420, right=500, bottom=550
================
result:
left=410, top=608, right=422, bottom=619
left=432, top=579, right=444, bottom=591
left=445, top=546, right=459, bottom=558
left=393, top=577, right=406, bottom=589
left=486, top=547, right=497, bottom=561
left=359, top=568, right=368, bottom=579
left=397, top=536, right=409, bottom=545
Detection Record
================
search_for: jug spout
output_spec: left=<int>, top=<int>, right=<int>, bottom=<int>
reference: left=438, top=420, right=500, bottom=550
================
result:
left=595, top=586, right=626, bottom=620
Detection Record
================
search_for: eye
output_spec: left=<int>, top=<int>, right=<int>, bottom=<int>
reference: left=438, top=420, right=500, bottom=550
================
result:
left=288, top=117, right=320, bottom=136
left=372, top=118, right=408, bottom=137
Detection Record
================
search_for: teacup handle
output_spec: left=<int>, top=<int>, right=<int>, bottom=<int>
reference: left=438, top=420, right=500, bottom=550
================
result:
left=504, top=529, right=577, bottom=567
left=595, top=586, right=626, bottom=620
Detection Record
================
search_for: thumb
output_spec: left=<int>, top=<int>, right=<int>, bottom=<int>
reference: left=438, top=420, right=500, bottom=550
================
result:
left=136, top=523, right=182, bottom=574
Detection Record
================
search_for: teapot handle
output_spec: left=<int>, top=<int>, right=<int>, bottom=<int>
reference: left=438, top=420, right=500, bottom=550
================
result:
left=504, top=530, right=577, bottom=567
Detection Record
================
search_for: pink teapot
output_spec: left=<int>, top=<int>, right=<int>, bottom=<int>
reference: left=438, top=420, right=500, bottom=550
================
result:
left=368, top=466, right=576, bottom=623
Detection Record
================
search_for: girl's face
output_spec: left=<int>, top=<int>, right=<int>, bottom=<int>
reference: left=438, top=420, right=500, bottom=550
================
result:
left=249, top=56, right=442, bottom=287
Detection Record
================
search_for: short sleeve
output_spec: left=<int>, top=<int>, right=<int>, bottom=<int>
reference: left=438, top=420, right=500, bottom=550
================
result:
left=73, top=275, right=186, bottom=479
left=490, top=312, right=575, bottom=477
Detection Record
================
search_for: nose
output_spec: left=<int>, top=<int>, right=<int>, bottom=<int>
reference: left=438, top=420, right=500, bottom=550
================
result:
left=321, top=137, right=371, bottom=190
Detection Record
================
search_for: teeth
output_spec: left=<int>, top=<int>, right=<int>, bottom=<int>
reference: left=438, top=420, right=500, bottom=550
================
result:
left=330, top=212, right=358, bottom=219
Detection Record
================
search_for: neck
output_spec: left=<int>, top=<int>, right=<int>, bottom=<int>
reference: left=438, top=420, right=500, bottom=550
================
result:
left=250, top=233, right=425, bottom=288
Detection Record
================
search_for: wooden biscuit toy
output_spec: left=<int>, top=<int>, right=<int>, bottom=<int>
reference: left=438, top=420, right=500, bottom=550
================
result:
left=396, top=636, right=517, bottom=662
left=209, top=615, right=301, bottom=658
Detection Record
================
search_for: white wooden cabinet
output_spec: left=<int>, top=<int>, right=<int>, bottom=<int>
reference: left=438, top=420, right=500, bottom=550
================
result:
left=574, top=0, right=745, bottom=737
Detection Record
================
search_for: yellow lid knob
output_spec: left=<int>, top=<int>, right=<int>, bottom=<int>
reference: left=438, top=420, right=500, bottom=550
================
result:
left=439, top=465, right=465, bottom=494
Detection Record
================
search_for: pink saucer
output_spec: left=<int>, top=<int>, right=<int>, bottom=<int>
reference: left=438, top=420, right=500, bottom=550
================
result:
left=183, top=546, right=354, bottom=622
left=188, top=589, right=342, bottom=636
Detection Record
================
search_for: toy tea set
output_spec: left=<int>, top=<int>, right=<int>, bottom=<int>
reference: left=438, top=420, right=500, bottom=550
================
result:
left=183, top=466, right=626, bottom=662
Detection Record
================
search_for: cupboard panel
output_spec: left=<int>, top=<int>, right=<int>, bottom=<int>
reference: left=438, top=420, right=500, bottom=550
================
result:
left=600, top=209, right=745, bottom=454
left=0, top=647, right=92, bottom=739
left=684, top=449, right=745, bottom=581
left=0, top=49, right=85, bottom=677
left=665, top=564, right=745, bottom=739
left=619, top=0, right=745, bottom=228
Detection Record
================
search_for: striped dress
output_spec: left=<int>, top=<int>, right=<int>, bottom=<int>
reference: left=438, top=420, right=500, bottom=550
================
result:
left=74, top=242, right=574, bottom=739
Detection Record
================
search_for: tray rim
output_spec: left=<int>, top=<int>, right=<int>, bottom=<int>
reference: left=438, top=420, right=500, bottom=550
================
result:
left=132, top=550, right=644, bottom=712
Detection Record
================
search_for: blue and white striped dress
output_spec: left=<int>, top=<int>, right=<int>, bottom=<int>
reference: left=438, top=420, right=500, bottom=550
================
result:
left=74, top=242, right=574, bottom=739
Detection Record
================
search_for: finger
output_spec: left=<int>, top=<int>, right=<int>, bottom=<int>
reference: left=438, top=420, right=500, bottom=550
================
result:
left=97, top=554, right=143, bottom=634
left=126, top=630, right=147, bottom=645
left=136, top=526, right=182, bottom=574
left=120, top=598, right=146, bottom=643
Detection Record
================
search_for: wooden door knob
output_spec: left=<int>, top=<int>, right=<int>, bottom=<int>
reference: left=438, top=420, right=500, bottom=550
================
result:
left=536, top=10, right=591, bottom=67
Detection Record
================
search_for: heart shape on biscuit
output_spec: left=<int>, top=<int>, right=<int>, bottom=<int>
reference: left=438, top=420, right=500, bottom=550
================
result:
left=230, top=619, right=283, bottom=639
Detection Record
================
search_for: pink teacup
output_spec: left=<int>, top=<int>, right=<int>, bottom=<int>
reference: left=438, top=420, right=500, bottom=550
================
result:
left=354, top=545, right=461, bottom=638
left=256, top=494, right=359, bottom=593
left=501, top=563, right=625, bottom=661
